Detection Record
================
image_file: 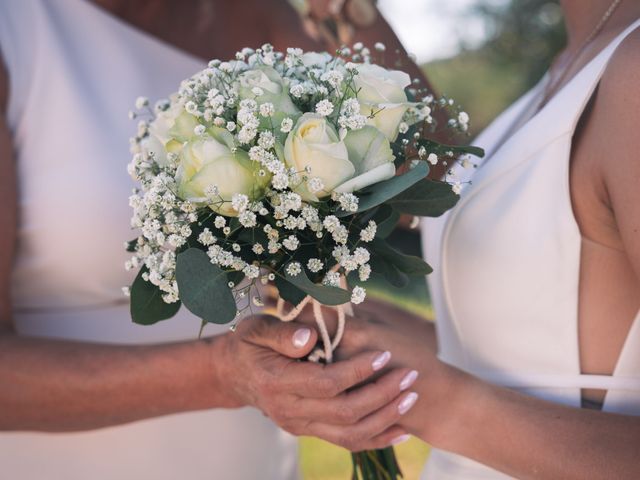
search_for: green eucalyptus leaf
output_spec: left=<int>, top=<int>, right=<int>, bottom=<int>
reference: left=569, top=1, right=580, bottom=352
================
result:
left=369, top=255, right=410, bottom=288
left=388, top=178, right=460, bottom=217
left=370, top=205, right=401, bottom=239
left=282, top=269, right=350, bottom=306
left=370, top=238, right=433, bottom=276
left=338, top=161, right=429, bottom=217
left=130, top=267, right=181, bottom=325
left=417, top=139, right=485, bottom=158
left=176, top=248, right=237, bottom=324
left=274, top=274, right=307, bottom=306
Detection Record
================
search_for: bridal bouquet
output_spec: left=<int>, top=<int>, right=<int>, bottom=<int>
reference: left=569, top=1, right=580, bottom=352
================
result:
left=125, top=43, right=482, bottom=479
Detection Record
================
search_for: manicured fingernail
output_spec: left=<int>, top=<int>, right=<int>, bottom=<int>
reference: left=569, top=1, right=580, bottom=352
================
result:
left=372, top=351, right=391, bottom=371
left=399, top=370, right=418, bottom=391
left=398, top=392, right=418, bottom=415
left=390, top=434, right=410, bottom=446
left=293, top=328, right=311, bottom=348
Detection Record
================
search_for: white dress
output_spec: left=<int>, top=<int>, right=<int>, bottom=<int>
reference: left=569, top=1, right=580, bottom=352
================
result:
left=421, top=19, right=640, bottom=479
left=0, top=1, right=298, bottom=479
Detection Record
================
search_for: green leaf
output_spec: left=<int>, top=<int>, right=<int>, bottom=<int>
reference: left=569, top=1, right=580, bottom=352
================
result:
left=370, top=238, right=433, bottom=276
left=176, top=248, right=237, bottom=324
left=417, top=138, right=485, bottom=158
left=125, top=238, right=138, bottom=253
left=281, top=269, right=351, bottom=306
left=274, top=274, right=307, bottom=306
left=369, top=255, right=409, bottom=288
left=388, top=178, right=460, bottom=217
left=130, top=267, right=181, bottom=325
left=338, top=161, right=429, bottom=217
left=370, top=205, right=401, bottom=239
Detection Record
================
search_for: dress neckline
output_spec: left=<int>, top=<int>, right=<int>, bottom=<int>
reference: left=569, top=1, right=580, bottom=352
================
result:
left=79, top=0, right=206, bottom=64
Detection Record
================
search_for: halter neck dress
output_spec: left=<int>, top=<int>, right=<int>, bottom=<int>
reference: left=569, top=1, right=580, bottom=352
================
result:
left=421, top=18, right=640, bottom=479
left=0, top=1, right=298, bottom=478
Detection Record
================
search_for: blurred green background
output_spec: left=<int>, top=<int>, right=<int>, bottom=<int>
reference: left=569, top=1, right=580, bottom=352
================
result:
left=300, top=0, right=565, bottom=478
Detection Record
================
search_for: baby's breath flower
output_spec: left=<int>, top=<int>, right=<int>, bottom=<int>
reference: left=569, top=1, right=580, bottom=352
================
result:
left=290, top=84, right=305, bottom=98
left=315, top=99, right=334, bottom=117
left=243, top=264, right=260, bottom=279
left=281, top=117, right=294, bottom=133
left=358, top=264, right=371, bottom=282
left=135, top=96, right=149, bottom=109
left=307, top=258, right=324, bottom=273
left=231, top=193, right=249, bottom=212
left=427, top=153, right=438, bottom=165
left=198, top=228, right=216, bottom=246
left=351, top=286, right=366, bottom=304
left=214, top=216, right=226, bottom=229
left=323, top=271, right=340, bottom=287
left=337, top=192, right=359, bottom=212
left=239, top=211, right=257, bottom=227
left=252, top=243, right=264, bottom=255
left=307, top=177, right=324, bottom=193
left=286, top=262, right=302, bottom=276
left=259, top=102, right=275, bottom=117
left=283, top=235, right=300, bottom=251
left=360, top=220, right=377, bottom=242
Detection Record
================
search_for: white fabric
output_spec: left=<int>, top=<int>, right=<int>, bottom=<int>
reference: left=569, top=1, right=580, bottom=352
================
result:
left=421, top=19, right=640, bottom=479
left=0, top=1, right=298, bottom=478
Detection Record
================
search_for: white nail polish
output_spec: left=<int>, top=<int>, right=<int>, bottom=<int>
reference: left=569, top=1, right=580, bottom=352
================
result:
left=292, top=328, right=311, bottom=348
left=398, top=392, right=418, bottom=415
left=371, top=351, right=391, bottom=371
left=399, top=370, right=418, bottom=391
left=390, top=434, right=410, bottom=446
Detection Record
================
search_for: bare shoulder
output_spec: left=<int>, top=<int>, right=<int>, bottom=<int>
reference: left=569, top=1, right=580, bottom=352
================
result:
left=596, top=27, right=640, bottom=127
left=588, top=26, right=640, bottom=269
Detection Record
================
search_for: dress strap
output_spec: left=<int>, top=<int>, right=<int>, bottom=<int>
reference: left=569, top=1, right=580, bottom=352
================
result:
left=473, top=371, right=640, bottom=392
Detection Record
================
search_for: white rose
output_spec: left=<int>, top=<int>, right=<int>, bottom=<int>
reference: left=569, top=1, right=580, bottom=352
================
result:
left=284, top=114, right=395, bottom=201
left=337, top=126, right=396, bottom=193
left=237, top=66, right=300, bottom=122
left=354, top=63, right=413, bottom=141
left=149, top=98, right=199, bottom=154
left=177, top=128, right=267, bottom=216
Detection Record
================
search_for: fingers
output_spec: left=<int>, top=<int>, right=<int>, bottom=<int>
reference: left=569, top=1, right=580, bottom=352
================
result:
left=240, top=314, right=318, bottom=359
left=290, top=368, right=419, bottom=425
left=360, top=427, right=411, bottom=451
left=305, top=390, right=420, bottom=452
left=280, top=350, right=393, bottom=398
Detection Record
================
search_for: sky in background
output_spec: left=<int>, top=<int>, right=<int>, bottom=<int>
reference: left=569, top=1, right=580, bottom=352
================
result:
left=377, top=0, right=490, bottom=63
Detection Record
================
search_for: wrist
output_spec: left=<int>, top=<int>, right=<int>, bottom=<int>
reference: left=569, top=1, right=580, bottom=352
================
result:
left=414, top=362, right=486, bottom=451
left=190, top=334, right=242, bottom=410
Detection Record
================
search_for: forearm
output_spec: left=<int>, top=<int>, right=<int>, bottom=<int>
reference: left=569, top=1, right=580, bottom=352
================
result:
left=0, top=332, right=232, bottom=432
left=422, top=373, right=640, bottom=479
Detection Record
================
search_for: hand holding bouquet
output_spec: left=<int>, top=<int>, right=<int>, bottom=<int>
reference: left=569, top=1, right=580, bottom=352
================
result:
left=125, top=43, right=482, bottom=479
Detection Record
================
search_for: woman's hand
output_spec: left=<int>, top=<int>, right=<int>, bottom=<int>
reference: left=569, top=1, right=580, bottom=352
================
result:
left=289, top=297, right=471, bottom=450
left=215, top=313, right=422, bottom=450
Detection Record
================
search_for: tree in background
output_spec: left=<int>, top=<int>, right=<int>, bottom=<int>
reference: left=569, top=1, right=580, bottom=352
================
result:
left=426, top=0, right=566, bottom=134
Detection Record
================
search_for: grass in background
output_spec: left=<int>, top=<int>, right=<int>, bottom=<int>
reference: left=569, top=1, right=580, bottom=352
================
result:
left=300, top=436, right=430, bottom=480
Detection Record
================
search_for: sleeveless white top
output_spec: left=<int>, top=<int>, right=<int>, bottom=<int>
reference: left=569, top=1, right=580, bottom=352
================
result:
left=421, top=20, right=640, bottom=479
left=0, top=1, right=298, bottom=478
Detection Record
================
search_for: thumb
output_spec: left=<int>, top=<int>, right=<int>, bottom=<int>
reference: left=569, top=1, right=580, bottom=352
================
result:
left=242, top=314, right=318, bottom=359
